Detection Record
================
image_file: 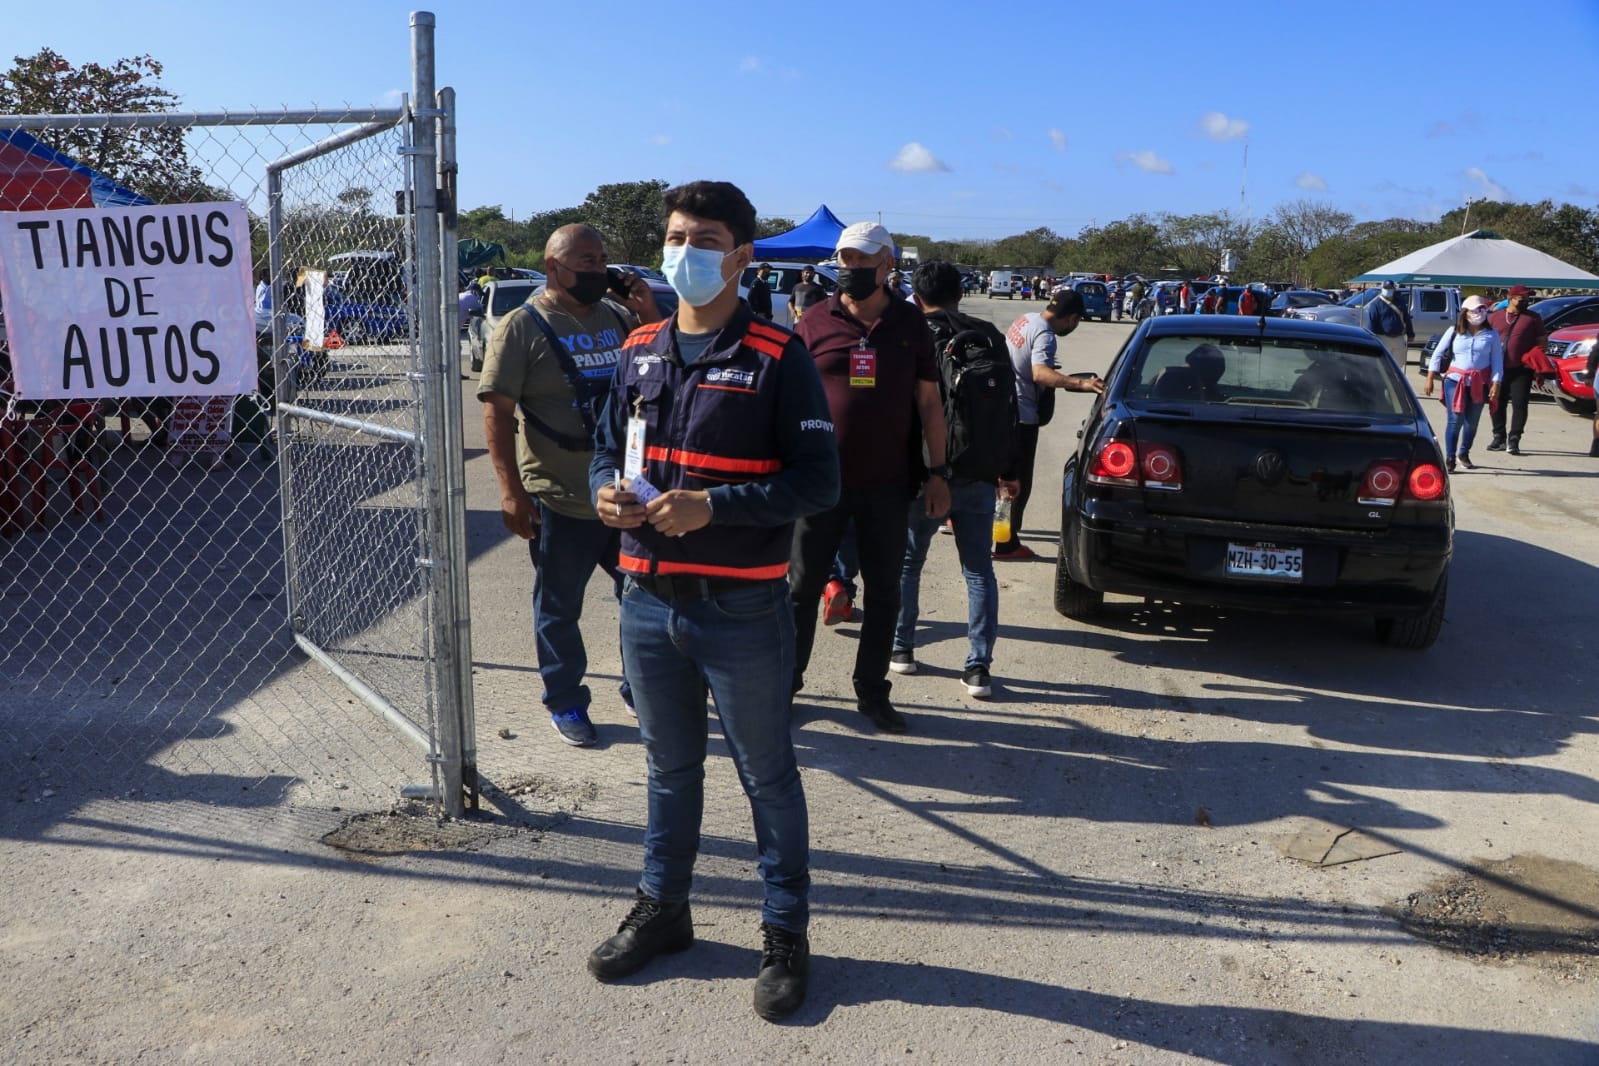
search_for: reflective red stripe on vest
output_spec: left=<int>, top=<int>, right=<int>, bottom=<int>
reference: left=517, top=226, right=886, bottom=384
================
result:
left=620, top=552, right=789, bottom=581
left=629, top=319, right=668, bottom=343
left=743, top=321, right=789, bottom=359
left=645, top=445, right=782, bottom=476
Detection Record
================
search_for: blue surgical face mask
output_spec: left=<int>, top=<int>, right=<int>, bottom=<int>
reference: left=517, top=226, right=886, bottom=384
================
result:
left=660, top=243, right=735, bottom=307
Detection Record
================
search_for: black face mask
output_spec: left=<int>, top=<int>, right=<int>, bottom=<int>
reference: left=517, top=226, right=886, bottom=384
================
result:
left=836, top=267, right=881, bottom=300
left=563, top=268, right=611, bottom=306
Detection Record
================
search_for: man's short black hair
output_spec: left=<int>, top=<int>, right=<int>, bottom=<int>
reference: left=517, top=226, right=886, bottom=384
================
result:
left=1047, top=289, right=1086, bottom=317
left=912, top=261, right=964, bottom=308
left=660, top=181, right=757, bottom=248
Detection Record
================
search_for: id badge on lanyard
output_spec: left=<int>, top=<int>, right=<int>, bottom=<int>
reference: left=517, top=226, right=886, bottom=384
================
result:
left=849, top=338, right=877, bottom=388
left=623, top=397, right=647, bottom=481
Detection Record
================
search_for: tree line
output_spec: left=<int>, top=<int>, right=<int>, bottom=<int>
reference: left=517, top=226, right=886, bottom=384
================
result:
left=460, top=182, right=1599, bottom=290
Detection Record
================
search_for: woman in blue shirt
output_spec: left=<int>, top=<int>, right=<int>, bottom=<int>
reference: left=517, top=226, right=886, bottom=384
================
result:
left=1423, top=294, right=1503, bottom=472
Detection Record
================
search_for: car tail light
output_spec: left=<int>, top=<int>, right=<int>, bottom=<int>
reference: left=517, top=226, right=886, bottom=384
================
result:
left=1408, top=463, right=1446, bottom=500
left=1088, top=438, right=1183, bottom=491
left=1089, top=440, right=1138, bottom=486
left=1358, top=461, right=1404, bottom=506
left=1140, top=445, right=1183, bottom=491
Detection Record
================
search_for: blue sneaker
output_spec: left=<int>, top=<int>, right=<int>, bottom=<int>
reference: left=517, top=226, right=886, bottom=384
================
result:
left=551, top=706, right=597, bottom=747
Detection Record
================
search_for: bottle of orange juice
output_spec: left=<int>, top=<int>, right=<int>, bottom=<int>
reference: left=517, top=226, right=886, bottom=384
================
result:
left=992, top=495, right=1013, bottom=544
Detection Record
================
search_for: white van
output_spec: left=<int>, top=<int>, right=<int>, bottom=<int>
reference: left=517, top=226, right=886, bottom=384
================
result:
left=988, top=270, right=1015, bottom=299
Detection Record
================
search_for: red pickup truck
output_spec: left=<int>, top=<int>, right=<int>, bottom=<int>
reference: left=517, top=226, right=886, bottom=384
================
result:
left=1543, top=323, right=1597, bottom=415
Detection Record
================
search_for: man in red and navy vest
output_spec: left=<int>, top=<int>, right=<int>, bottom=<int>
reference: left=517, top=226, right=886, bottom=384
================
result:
left=586, top=180, right=838, bottom=1023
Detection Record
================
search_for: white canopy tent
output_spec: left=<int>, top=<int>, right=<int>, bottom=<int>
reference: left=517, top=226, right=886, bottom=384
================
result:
left=1350, top=229, right=1599, bottom=291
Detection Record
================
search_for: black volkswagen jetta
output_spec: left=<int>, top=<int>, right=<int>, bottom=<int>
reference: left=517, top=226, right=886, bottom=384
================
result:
left=1055, top=314, right=1453, bottom=649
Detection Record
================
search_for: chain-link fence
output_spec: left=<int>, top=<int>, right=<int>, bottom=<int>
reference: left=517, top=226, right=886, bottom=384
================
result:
left=0, top=15, right=474, bottom=825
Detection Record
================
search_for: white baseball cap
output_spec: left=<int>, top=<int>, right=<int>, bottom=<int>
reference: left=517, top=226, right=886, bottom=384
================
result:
left=836, top=222, right=894, bottom=256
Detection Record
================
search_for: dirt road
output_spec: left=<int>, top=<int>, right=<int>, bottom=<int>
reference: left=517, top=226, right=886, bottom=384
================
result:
left=4, top=307, right=1597, bottom=1064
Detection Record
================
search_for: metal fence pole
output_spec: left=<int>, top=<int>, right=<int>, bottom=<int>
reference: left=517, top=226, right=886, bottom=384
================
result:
left=435, top=85, right=479, bottom=810
left=408, top=11, right=465, bottom=817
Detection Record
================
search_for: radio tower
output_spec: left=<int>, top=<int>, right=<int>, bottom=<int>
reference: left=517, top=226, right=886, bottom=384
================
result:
left=1240, top=141, right=1249, bottom=225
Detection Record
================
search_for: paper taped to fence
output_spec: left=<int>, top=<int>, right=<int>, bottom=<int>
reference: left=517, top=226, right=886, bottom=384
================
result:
left=0, top=201, right=257, bottom=400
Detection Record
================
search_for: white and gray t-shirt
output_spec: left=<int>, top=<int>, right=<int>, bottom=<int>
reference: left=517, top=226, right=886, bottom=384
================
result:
left=1005, top=312, right=1057, bottom=425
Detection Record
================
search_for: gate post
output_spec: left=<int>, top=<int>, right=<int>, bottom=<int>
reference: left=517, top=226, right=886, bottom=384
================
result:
left=435, top=85, right=478, bottom=810
left=409, top=11, right=467, bottom=817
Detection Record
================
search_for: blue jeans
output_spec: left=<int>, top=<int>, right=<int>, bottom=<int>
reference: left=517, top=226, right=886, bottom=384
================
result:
left=1440, top=377, right=1487, bottom=459
left=895, top=479, right=998, bottom=670
left=621, top=577, right=809, bottom=931
left=531, top=502, right=624, bottom=712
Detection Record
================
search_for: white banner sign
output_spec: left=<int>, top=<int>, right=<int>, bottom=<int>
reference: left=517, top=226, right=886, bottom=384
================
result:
left=0, top=201, right=256, bottom=400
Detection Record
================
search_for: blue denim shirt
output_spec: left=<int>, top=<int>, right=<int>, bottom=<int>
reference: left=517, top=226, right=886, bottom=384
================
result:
left=1429, top=326, right=1503, bottom=381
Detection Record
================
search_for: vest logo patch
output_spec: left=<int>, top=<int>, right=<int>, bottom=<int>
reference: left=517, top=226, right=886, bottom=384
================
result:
left=633, top=354, right=662, bottom=375
left=704, top=367, right=755, bottom=388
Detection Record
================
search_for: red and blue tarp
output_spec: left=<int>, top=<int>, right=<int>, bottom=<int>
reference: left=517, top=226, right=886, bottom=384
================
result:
left=0, top=128, right=150, bottom=211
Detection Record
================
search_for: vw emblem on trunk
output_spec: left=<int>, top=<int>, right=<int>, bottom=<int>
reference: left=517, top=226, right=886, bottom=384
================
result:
left=1255, top=450, right=1287, bottom=485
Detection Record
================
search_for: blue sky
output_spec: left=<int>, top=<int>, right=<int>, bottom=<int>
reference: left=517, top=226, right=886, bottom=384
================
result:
left=8, top=1, right=1599, bottom=240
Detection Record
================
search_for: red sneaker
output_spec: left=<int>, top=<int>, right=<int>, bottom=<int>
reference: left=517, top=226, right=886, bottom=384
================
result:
left=822, top=580, right=854, bottom=626
left=992, top=544, right=1039, bottom=561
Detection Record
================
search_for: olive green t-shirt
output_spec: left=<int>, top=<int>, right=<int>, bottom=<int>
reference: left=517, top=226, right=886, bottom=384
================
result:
left=477, top=295, right=636, bottom=519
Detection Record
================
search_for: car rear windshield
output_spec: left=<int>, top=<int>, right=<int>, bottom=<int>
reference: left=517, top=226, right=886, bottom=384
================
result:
left=491, top=285, right=535, bottom=315
left=1128, top=335, right=1411, bottom=415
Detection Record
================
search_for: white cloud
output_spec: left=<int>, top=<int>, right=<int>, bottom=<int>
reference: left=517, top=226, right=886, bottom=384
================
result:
left=646, top=134, right=671, bottom=146
left=1199, top=111, right=1249, bottom=141
left=1296, top=171, right=1328, bottom=191
left=889, top=142, right=950, bottom=173
left=738, top=56, right=761, bottom=73
left=1117, top=150, right=1175, bottom=175
left=993, top=127, right=1014, bottom=142
left=1465, top=166, right=1507, bottom=200
left=1048, top=128, right=1068, bottom=152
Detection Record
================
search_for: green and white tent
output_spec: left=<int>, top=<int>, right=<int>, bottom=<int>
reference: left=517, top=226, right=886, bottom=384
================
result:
left=1350, top=229, right=1599, bottom=290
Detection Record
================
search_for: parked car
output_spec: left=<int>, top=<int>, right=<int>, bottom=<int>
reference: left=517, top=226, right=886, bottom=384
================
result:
left=1069, top=279, right=1113, bottom=321
left=1291, top=287, right=1458, bottom=352
left=1271, top=289, right=1336, bottom=313
left=466, top=277, right=678, bottom=374
left=1528, top=294, right=1599, bottom=333
left=1285, top=288, right=1375, bottom=330
left=1054, top=314, right=1452, bottom=649
left=988, top=270, right=1016, bottom=299
left=320, top=285, right=408, bottom=346
left=737, top=262, right=838, bottom=327
left=1542, top=324, right=1597, bottom=415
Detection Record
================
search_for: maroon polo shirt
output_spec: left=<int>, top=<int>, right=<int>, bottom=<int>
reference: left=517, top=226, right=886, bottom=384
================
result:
left=795, top=287, right=938, bottom=491
left=1488, top=307, right=1546, bottom=371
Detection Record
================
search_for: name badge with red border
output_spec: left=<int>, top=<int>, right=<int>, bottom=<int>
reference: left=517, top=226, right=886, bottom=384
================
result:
left=849, top=340, right=877, bottom=388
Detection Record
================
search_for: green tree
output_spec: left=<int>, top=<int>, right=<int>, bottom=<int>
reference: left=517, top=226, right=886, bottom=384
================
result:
left=1078, top=216, right=1163, bottom=276
left=581, top=179, right=668, bottom=265
left=1157, top=211, right=1254, bottom=278
left=0, top=48, right=208, bottom=203
left=755, top=216, right=797, bottom=239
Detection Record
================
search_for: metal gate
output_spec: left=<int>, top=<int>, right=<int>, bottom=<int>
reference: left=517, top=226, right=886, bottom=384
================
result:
left=0, top=14, right=476, bottom=820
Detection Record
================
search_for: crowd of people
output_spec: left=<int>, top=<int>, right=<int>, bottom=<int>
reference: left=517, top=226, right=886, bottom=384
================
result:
left=470, top=178, right=1595, bottom=1023
left=474, top=182, right=1104, bottom=1023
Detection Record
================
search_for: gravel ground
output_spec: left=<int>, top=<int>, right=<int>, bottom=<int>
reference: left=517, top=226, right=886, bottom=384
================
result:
left=4, top=313, right=1597, bottom=1064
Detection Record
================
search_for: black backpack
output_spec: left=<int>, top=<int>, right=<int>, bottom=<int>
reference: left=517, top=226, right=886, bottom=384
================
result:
left=928, top=314, right=1019, bottom=482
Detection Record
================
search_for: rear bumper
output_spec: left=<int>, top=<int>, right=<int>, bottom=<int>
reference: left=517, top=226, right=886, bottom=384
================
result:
left=1067, top=506, right=1450, bottom=614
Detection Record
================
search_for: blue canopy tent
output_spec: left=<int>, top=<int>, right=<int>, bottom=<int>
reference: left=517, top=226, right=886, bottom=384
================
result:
left=0, top=128, right=150, bottom=210
left=753, top=204, right=848, bottom=259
